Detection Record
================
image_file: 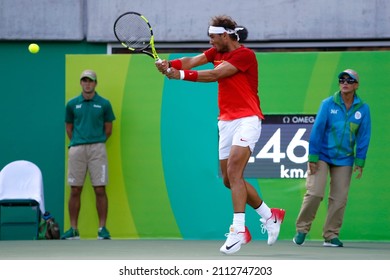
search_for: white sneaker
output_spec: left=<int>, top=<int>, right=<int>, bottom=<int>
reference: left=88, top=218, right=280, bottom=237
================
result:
left=219, top=225, right=252, bottom=255
left=260, top=208, right=286, bottom=245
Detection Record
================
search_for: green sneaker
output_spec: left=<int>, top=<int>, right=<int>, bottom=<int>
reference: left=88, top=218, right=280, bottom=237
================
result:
left=293, top=232, right=307, bottom=245
left=98, top=226, right=111, bottom=240
left=61, top=227, right=80, bottom=240
left=323, top=237, right=343, bottom=247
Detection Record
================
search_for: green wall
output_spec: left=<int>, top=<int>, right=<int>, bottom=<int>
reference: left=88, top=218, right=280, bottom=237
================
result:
left=1, top=42, right=389, bottom=241
left=0, top=42, right=106, bottom=232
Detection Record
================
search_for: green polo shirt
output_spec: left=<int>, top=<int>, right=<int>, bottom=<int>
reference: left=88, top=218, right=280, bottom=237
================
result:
left=65, top=92, right=115, bottom=147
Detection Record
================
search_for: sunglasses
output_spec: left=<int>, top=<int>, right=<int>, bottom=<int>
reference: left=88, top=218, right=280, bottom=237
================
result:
left=339, top=78, right=357, bottom=84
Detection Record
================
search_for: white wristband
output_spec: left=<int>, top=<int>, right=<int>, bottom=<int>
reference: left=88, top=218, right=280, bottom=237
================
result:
left=179, top=70, right=185, bottom=80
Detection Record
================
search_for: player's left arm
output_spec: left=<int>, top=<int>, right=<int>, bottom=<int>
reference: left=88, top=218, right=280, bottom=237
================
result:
left=353, top=104, right=371, bottom=179
left=156, top=53, right=208, bottom=74
left=104, top=122, right=113, bottom=140
left=354, top=104, right=371, bottom=169
left=65, top=123, right=73, bottom=140
left=353, top=165, right=363, bottom=179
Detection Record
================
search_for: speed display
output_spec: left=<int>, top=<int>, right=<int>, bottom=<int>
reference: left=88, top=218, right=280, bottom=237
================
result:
left=245, top=114, right=316, bottom=179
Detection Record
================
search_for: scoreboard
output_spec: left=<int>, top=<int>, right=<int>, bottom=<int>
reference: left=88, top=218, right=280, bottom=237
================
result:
left=244, top=114, right=316, bottom=179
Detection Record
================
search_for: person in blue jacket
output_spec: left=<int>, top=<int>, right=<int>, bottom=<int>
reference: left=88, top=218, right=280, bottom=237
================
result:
left=293, top=69, right=371, bottom=247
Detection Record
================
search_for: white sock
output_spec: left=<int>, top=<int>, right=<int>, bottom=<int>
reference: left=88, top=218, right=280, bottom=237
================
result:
left=255, top=202, right=272, bottom=220
left=232, top=213, right=245, bottom=232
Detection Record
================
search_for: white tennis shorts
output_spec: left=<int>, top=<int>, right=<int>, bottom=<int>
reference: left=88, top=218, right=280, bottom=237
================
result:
left=218, top=115, right=262, bottom=160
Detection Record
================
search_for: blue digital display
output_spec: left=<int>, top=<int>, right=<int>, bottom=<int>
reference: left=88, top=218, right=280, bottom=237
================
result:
left=245, top=114, right=316, bottom=178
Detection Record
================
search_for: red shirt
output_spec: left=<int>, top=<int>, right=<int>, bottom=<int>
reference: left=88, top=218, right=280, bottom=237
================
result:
left=204, top=46, right=264, bottom=121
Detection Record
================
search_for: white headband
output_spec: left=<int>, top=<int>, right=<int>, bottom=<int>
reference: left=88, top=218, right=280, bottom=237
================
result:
left=208, top=26, right=244, bottom=41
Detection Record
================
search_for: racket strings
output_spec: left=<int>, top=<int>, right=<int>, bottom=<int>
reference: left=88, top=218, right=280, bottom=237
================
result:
left=114, top=14, right=152, bottom=50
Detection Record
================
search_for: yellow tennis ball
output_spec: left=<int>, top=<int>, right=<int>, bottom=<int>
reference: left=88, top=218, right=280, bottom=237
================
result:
left=28, top=43, right=40, bottom=54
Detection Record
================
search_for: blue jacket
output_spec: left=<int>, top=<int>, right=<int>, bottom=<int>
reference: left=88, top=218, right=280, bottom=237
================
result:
left=308, top=91, right=371, bottom=167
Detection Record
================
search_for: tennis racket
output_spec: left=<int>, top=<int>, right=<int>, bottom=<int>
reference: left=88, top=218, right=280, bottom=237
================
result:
left=113, top=11, right=162, bottom=63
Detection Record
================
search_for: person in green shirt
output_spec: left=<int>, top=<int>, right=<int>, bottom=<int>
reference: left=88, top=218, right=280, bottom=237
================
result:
left=62, top=69, right=115, bottom=240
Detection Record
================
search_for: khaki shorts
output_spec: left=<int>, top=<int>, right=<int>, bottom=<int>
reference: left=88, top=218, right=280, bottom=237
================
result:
left=218, top=116, right=262, bottom=160
left=67, top=143, right=108, bottom=187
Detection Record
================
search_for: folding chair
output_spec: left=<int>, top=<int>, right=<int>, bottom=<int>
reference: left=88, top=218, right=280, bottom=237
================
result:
left=0, top=160, right=46, bottom=240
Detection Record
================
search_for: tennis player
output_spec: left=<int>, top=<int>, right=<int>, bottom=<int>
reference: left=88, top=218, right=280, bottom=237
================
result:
left=156, top=15, right=285, bottom=254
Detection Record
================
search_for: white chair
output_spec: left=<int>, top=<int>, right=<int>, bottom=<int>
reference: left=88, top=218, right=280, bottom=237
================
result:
left=0, top=160, right=46, bottom=240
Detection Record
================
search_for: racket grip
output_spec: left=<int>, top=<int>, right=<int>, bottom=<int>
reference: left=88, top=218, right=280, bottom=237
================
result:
left=155, top=58, right=170, bottom=73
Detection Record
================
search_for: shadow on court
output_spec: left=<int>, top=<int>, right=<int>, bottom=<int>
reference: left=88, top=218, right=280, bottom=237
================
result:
left=0, top=240, right=389, bottom=260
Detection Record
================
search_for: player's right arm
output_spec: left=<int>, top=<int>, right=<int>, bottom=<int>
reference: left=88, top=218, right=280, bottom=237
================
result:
left=155, top=54, right=208, bottom=74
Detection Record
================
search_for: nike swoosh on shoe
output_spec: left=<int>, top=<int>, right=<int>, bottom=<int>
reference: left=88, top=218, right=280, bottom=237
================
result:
left=226, top=241, right=240, bottom=250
